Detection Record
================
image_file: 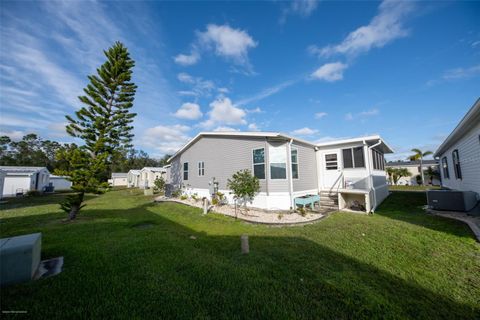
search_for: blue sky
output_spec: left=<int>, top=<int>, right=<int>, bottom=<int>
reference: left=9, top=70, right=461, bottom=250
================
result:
left=0, top=0, right=479, bottom=160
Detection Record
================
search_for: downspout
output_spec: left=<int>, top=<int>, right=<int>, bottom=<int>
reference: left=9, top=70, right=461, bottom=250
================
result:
left=368, top=139, right=382, bottom=213
left=288, top=139, right=294, bottom=209
left=265, top=138, right=269, bottom=196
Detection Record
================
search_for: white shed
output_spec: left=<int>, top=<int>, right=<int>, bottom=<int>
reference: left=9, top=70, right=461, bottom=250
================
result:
left=49, top=175, right=72, bottom=191
left=0, top=166, right=50, bottom=197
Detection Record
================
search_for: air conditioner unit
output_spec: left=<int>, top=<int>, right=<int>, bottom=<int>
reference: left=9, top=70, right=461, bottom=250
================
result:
left=427, top=190, right=479, bottom=212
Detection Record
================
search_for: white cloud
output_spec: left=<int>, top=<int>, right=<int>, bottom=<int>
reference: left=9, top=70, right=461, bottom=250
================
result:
left=246, top=107, right=263, bottom=113
left=0, top=129, right=26, bottom=140
left=213, top=126, right=239, bottom=132
left=427, top=64, right=480, bottom=86
left=218, top=87, right=229, bottom=93
left=248, top=123, right=260, bottom=131
left=291, top=127, right=319, bottom=136
left=174, top=51, right=200, bottom=66
left=177, top=72, right=215, bottom=97
left=442, top=64, right=480, bottom=80
left=177, top=72, right=195, bottom=83
left=236, top=80, right=297, bottom=106
left=174, top=103, right=203, bottom=120
left=282, top=0, right=319, bottom=23
left=311, top=62, right=348, bottom=82
left=198, top=24, right=257, bottom=65
left=345, top=109, right=380, bottom=120
left=140, top=124, right=191, bottom=155
left=201, top=97, right=247, bottom=128
left=315, top=112, right=328, bottom=119
left=313, top=0, right=413, bottom=57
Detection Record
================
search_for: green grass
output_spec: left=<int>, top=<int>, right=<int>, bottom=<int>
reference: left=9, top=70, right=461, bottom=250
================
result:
left=389, top=185, right=442, bottom=191
left=1, top=190, right=479, bottom=319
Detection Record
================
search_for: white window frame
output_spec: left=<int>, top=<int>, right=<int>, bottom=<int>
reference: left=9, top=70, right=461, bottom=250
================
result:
left=291, top=148, right=299, bottom=179
left=325, top=153, right=338, bottom=171
left=252, top=148, right=266, bottom=180
left=269, top=145, right=287, bottom=180
left=198, top=161, right=205, bottom=177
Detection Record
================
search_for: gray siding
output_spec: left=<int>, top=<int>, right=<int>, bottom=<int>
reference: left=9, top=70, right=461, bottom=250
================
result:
left=169, top=136, right=322, bottom=193
left=170, top=136, right=270, bottom=192
left=292, top=142, right=318, bottom=192
left=438, top=121, right=480, bottom=194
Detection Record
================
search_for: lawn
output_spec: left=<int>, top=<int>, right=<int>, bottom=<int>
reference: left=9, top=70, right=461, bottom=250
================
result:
left=1, top=189, right=479, bottom=319
left=389, top=185, right=442, bottom=191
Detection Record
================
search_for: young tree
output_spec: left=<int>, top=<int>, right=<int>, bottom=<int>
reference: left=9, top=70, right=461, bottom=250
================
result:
left=227, top=169, right=260, bottom=214
left=153, top=176, right=166, bottom=193
left=392, top=168, right=411, bottom=185
left=409, top=149, right=433, bottom=186
left=62, top=41, right=137, bottom=220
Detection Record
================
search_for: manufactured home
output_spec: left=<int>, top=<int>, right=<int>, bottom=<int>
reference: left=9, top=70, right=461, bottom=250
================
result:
left=109, top=172, right=128, bottom=187
left=434, top=98, right=480, bottom=195
left=168, top=132, right=393, bottom=212
left=386, top=160, right=441, bottom=186
left=0, top=166, right=50, bottom=197
left=49, top=175, right=72, bottom=191
left=127, top=170, right=141, bottom=188
left=139, top=167, right=167, bottom=189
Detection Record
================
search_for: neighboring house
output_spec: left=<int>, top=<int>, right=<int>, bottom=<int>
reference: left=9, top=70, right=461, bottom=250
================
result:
left=127, top=170, right=141, bottom=188
left=139, top=167, right=167, bottom=189
left=168, top=132, right=393, bottom=212
left=0, top=169, right=5, bottom=199
left=434, top=98, right=480, bottom=195
left=385, top=160, right=440, bottom=186
left=49, top=175, right=72, bottom=190
left=109, top=173, right=128, bottom=187
left=0, top=166, right=50, bottom=197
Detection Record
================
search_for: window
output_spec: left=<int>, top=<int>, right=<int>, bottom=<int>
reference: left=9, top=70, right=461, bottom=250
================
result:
left=291, top=149, right=299, bottom=179
left=183, top=162, right=189, bottom=180
left=269, top=146, right=287, bottom=179
left=325, top=154, right=338, bottom=170
left=372, top=149, right=385, bottom=170
left=452, top=150, right=462, bottom=179
left=441, top=157, right=449, bottom=179
left=342, top=147, right=365, bottom=168
left=252, top=148, right=265, bottom=179
left=198, top=161, right=205, bottom=176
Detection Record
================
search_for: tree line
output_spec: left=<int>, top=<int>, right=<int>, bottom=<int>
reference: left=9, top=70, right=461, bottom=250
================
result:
left=0, top=133, right=169, bottom=176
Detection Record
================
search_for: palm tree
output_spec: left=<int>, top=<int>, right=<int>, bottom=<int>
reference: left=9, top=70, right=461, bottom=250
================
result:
left=409, top=149, right=433, bottom=185
left=386, top=167, right=411, bottom=185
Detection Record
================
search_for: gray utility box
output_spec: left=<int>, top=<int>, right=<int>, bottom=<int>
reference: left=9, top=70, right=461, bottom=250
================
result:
left=0, top=233, right=42, bottom=286
left=427, top=190, right=479, bottom=212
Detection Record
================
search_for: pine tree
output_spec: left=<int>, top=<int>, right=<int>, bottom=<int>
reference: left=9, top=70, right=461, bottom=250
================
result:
left=61, top=41, right=137, bottom=220
left=66, top=41, right=137, bottom=160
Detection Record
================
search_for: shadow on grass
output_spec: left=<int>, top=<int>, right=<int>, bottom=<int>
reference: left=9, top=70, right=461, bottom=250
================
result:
left=376, top=192, right=476, bottom=240
left=0, top=193, right=97, bottom=211
left=0, top=201, right=478, bottom=319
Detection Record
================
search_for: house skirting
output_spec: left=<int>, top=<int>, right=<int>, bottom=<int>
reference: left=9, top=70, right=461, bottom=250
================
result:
left=182, top=187, right=319, bottom=211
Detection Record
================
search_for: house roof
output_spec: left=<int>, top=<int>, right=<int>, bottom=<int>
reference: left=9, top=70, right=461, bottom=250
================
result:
left=128, top=169, right=141, bottom=175
left=316, top=135, right=394, bottom=153
left=434, top=98, right=480, bottom=157
left=386, top=160, right=438, bottom=167
left=111, top=172, right=128, bottom=178
left=168, top=132, right=394, bottom=162
left=140, top=167, right=166, bottom=173
left=50, top=175, right=70, bottom=179
left=0, top=166, right=49, bottom=176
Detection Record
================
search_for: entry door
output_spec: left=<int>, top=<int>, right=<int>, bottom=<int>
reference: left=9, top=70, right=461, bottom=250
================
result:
left=321, top=151, right=342, bottom=190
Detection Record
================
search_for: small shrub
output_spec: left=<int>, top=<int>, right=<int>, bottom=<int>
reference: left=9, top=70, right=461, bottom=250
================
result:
left=211, top=197, right=219, bottom=205
left=172, top=189, right=181, bottom=198
left=297, top=206, right=306, bottom=217
left=153, top=177, right=165, bottom=193
left=180, top=194, right=188, bottom=200
left=277, top=213, right=284, bottom=220
left=191, top=193, right=199, bottom=201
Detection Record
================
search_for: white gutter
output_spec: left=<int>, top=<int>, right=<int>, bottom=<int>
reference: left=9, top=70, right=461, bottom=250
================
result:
left=288, top=139, right=294, bottom=209
left=368, top=139, right=382, bottom=213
